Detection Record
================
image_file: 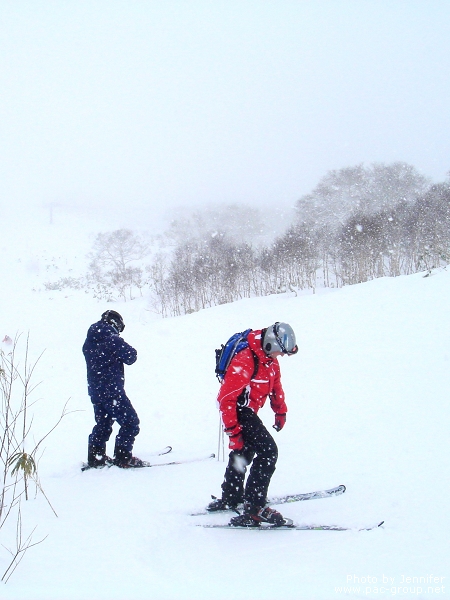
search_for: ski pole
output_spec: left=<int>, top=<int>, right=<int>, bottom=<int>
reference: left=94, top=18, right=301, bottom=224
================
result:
left=217, top=415, right=225, bottom=461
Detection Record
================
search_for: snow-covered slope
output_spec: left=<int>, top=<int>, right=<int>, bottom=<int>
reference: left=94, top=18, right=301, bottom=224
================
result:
left=0, top=220, right=448, bottom=599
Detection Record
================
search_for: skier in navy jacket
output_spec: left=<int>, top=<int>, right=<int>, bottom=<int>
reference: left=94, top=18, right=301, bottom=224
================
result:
left=83, top=310, right=143, bottom=468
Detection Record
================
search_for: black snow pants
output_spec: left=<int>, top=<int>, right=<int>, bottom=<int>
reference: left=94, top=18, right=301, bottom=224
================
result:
left=221, top=407, right=278, bottom=508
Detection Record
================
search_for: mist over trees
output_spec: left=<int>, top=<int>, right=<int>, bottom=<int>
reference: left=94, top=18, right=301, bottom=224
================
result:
left=296, top=162, right=430, bottom=228
left=165, top=203, right=270, bottom=247
left=46, top=162, right=450, bottom=317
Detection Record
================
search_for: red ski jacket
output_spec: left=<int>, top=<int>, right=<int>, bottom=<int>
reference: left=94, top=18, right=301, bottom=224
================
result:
left=217, top=329, right=287, bottom=436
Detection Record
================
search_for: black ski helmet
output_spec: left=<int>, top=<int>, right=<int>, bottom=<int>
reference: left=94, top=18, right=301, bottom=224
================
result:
left=263, top=322, right=298, bottom=355
left=101, top=310, right=125, bottom=333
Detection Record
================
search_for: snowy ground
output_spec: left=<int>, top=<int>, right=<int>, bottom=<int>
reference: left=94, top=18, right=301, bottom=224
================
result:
left=0, top=215, right=449, bottom=600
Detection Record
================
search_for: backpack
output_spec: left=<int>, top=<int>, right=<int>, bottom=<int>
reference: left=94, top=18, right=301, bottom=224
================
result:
left=215, top=329, right=259, bottom=383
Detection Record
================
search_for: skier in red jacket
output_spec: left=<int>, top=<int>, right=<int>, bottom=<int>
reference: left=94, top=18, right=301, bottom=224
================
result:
left=208, top=322, right=298, bottom=527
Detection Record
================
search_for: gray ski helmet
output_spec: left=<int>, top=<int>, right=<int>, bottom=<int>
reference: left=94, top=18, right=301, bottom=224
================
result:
left=101, top=310, right=125, bottom=333
left=263, top=322, right=298, bottom=356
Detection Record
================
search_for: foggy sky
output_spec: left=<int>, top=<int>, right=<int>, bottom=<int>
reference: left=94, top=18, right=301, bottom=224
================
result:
left=1, top=1, right=450, bottom=222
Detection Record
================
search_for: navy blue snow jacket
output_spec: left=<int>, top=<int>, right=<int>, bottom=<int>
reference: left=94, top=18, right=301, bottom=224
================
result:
left=82, top=320, right=137, bottom=401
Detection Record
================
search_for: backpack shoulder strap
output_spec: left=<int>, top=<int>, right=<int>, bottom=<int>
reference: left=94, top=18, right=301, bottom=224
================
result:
left=250, top=350, right=259, bottom=380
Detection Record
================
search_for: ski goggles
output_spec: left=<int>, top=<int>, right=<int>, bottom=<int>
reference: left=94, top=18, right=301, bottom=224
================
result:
left=273, top=323, right=298, bottom=356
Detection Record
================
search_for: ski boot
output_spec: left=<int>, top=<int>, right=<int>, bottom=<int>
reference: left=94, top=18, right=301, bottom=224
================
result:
left=87, top=445, right=113, bottom=469
left=229, top=503, right=285, bottom=528
left=113, top=455, right=146, bottom=469
left=113, top=446, right=145, bottom=468
left=206, top=496, right=240, bottom=512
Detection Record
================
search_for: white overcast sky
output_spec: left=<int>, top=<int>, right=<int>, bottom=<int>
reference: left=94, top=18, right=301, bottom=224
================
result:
left=1, top=1, right=450, bottom=221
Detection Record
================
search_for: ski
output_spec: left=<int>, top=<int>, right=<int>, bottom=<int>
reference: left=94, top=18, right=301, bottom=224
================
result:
left=146, top=453, right=215, bottom=468
left=82, top=451, right=214, bottom=471
left=269, top=484, right=346, bottom=505
left=150, top=445, right=173, bottom=457
left=198, top=520, right=384, bottom=531
left=81, top=445, right=172, bottom=471
left=191, top=484, right=346, bottom=516
left=287, top=521, right=384, bottom=531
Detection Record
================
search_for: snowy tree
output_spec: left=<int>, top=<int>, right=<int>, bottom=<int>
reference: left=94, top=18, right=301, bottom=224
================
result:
left=296, top=162, right=430, bottom=230
left=88, top=229, right=150, bottom=301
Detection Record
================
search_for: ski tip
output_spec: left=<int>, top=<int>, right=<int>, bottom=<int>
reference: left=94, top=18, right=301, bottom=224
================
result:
left=340, top=484, right=346, bottom=492
left=81, top=462, right=95, bottom=472
left=378, top=521, right=385, bottom=528
left=210, top=453, right=216, bottom=458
